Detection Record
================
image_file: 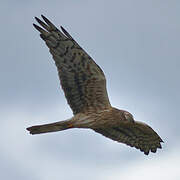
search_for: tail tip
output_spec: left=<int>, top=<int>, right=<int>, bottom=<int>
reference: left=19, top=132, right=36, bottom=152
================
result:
left=26, top=126, right=40, bottom=135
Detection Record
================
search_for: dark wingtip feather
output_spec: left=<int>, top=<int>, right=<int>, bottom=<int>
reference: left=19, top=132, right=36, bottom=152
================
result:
left=33, top=23, right=48, bottom=35
left=26, top=126, right=41, bottom=135
left=33, top=23, right=42, bottom=31
left=41, top=14, right=46, bottom=19
left=35, top=16, right=44, bottom=25
left=40, top=15, right=57, bottom=30
left=144, top=151, right=149, bottom=155
left=35, top=16, right=40, bottom=22
left=151, top=148, right=157, bottom=153
left=41, top=15, right=51, bottom=25
left=61, top=26, right=73, bottom=39
left=157, top=143, right=162, bottom=149
left=35, top=16, right=50, bottom=31
left=60, top=26, right=65, bottom=31
left=26, top=127, right=34, bottom=135
left=61, top=26, right=67, bottom=34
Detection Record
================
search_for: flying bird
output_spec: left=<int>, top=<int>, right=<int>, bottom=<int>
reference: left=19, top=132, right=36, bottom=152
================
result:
left=27, top=15, right=163, bottom=155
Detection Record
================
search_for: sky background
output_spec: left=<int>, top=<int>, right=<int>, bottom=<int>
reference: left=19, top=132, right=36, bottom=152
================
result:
left=1, top=0, right=180, bottom=179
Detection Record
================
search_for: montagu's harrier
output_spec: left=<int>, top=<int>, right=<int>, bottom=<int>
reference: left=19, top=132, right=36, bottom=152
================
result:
left=27, top=15, right=163, bottom=155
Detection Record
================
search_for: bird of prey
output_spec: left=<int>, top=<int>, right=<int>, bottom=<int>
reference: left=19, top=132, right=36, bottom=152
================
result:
left=27, top=15, right=163, bottom=155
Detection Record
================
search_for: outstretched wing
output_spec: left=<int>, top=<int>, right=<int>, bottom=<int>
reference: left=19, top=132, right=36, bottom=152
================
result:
left=94, top=121, right=163, bottom=155
left=33, top=15, right=111, bottom=114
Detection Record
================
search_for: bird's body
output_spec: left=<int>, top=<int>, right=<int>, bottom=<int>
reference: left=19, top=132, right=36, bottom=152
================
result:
left=27, top=15, right=163, bottom=155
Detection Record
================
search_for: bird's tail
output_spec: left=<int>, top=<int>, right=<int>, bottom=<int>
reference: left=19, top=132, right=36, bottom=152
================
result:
left=26, top=120, right=73, bottom=135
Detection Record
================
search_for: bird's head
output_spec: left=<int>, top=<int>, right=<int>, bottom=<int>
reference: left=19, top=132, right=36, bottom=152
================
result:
left=122, top=110, right=134, bottom=122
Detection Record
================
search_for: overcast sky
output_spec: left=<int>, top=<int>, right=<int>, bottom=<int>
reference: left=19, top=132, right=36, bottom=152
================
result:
left=1, top=0, right=180, bottom=179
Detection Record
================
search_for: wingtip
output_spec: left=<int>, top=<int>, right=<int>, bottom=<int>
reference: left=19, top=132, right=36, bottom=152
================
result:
left=26, top=126, right=38, bottom=135
left=41, top=15, right=50, bottom=24
left=34, top=16, right=38, bottom=20
left=34, top=15, right=46, bottom=20
left=60, top=26, right=65, bottom=32
left=35, top=16, right=42, bottom=23
left=33, top=23, right=40, bottom=30
left=144, top=151, right=149, bottom=155
left=60, top=26, right=73, bottom=39
left=41, top=14, right=45, bottom=19
left=26, top=127, right=33, bottom=135
left=33, top=23, right=38, bottom=28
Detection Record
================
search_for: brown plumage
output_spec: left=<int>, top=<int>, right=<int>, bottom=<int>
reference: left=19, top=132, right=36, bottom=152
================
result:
left=27, top=15, right=163, bottom=155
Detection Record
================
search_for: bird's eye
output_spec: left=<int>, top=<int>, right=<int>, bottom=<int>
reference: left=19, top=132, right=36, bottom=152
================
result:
left=124, top=112, right=134, bottom=122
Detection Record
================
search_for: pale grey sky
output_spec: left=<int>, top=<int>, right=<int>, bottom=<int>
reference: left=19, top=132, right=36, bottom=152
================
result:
left=1, top=1, right=180, bottom=179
